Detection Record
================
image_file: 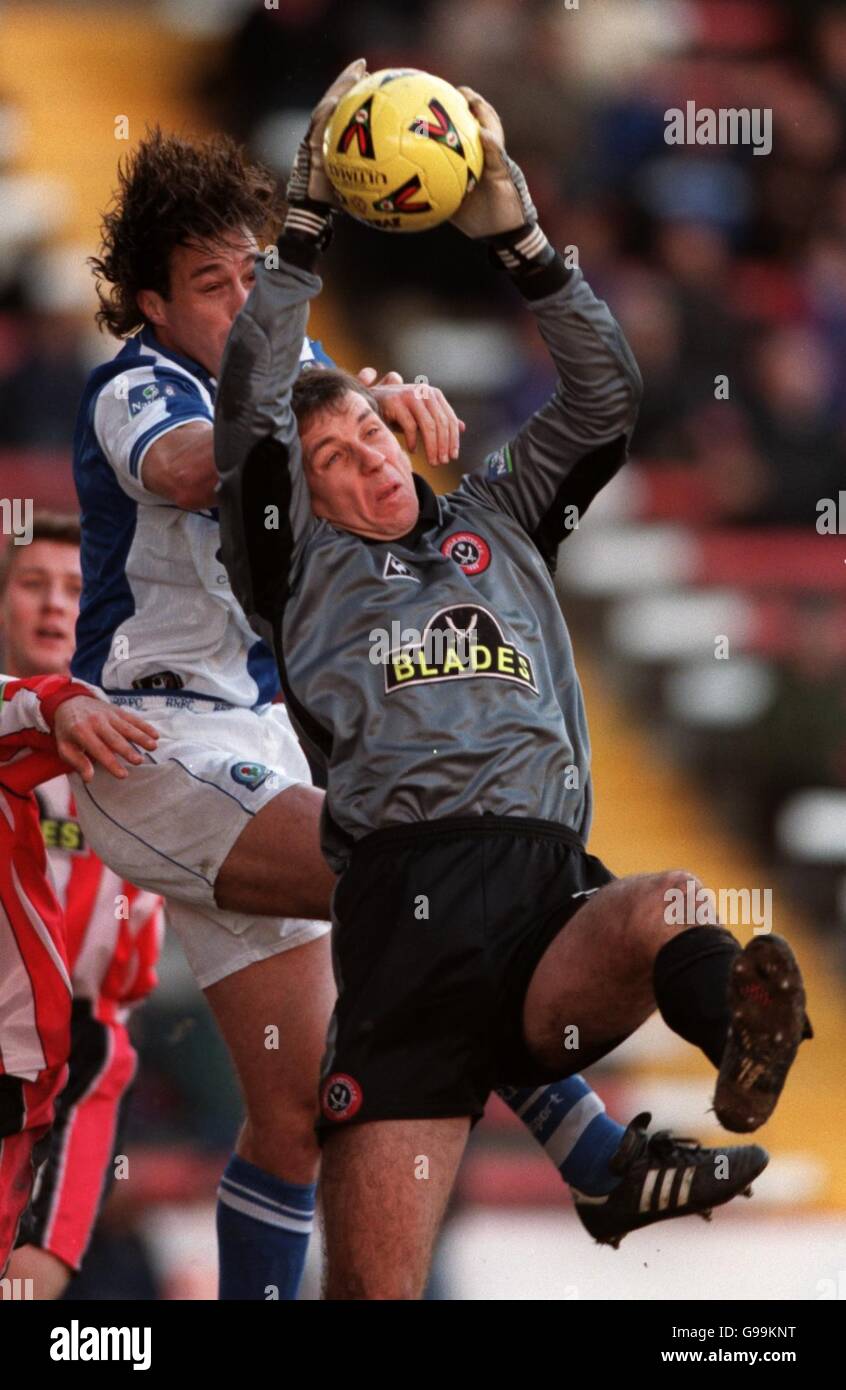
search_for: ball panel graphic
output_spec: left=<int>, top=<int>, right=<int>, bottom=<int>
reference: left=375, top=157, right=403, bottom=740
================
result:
left=324, top=68, right=484, bottom=232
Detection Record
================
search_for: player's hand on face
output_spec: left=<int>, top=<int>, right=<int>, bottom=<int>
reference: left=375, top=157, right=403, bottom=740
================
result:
left=52, top=698, right=159, bottom=783
left=358, top=367, right=465, bottom=467
left=287, top=57, right=369, bottom=208
left=449, top=87, right=537, bottom=239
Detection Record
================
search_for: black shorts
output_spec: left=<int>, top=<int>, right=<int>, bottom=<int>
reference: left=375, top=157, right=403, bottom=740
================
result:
left=317, top=815, right=619, bottom=1138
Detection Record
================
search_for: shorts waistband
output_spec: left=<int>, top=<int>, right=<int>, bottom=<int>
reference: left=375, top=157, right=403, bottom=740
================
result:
left=349, top=815, right=585, bottom=858
left=106, top=692, right=266, bottom=715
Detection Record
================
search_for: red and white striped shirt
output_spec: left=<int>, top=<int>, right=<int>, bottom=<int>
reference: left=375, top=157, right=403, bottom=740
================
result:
left=35, top=774, right=162, bottom=1024
left=0, top=675, right=163, bottom=1082
left=0, top=674, right=90, bottom=1079
left=0, top=673, right=87, bottom=795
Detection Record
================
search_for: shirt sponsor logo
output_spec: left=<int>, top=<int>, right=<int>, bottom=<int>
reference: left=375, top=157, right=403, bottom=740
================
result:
left=127, top=381, right=175, bottom=418
left=382, top=551, right=420, bottom=582
left=230, top=761, right=271, bottom=790
left=384, top=604, right=538, bottom=695
left=485, top=443, right=514, bottom=481
left=40, top=816, right=86, bottom=854
left=321, top=1073, right=363, bottom=1122
left=440, top=531, right=491, bottom=575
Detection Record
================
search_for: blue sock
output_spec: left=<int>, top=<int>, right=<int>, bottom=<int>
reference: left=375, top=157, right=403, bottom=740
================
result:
left=497, top=1076, right=625, bottom=1196
left=216, top=1153, right=316, bottom=1300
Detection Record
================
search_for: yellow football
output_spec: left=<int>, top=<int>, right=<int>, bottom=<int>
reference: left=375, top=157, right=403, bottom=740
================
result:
left=323, top=68, right=484, bottom=233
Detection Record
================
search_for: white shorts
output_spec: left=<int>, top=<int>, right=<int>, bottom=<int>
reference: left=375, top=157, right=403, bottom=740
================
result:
left=72, top=696, right=330, bottom=989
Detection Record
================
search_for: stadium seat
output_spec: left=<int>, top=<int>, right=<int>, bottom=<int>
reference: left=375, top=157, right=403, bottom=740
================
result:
left=664, top=656, right=777, bottom=727
left=776, top=791, right=846, bottom=865
left=606, top=588, right=753, bottom=661
left=0, top=173, right=69, bottom=256
left=694, top=532, right=846, bottom=592
left=0, top=450, right=75, bottom=509
left=557, top=523, right=695, bottom=596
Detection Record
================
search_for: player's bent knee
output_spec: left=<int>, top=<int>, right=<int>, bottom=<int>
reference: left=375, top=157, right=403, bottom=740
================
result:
left=243, top=1103, right=319, bottom=1145
left=627, top=870, right=707, bottom=956
left=238, top=1111, right=320, bottom=1180
left=656, top=868, right=709, bottom=927
left=242, top=1077, right=320, bottom=1135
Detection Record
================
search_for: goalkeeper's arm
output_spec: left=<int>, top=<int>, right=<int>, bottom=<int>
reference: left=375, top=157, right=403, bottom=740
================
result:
left=451, top=89, right=642, bottom=557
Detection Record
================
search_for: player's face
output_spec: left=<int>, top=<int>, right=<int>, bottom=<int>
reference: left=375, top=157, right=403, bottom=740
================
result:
left=140, top=231, right=259, bottom=378
left=301, top=392, right=420, bottom=540
left=0, top=540, right=81, bottom=677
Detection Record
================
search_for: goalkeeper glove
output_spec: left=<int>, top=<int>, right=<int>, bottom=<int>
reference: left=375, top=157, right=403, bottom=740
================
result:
left=278, top=57, right=367, bottom=267
left=451, top=87, right=564, bottom=298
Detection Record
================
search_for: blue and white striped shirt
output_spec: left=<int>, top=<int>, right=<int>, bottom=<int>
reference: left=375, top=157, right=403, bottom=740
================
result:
left=71, top=324, right=333, bottom=707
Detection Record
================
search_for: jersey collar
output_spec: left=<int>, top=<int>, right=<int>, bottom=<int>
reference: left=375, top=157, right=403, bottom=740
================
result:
left=394, top=474, right=441, bottom=547
left=138, top=325, right=216, bottom=394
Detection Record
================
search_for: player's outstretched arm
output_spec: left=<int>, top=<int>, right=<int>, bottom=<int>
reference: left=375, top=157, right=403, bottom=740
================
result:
left=216, top=61, right=366, bottom=644
left=451, top=90, right=643, bottom=558
left=0, top=675, right=158, bottom=781
left=360, top=368, right=464, bottom=468
left=51, top=697, right=159, bottom=782
left=214, top=251, right=317, bottom=649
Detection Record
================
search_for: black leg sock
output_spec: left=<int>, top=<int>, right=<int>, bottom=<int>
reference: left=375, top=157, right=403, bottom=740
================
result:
left=653, top=927, right=742, bottom=1068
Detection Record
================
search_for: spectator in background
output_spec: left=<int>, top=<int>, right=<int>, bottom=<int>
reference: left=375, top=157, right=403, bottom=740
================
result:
left=685, top=323, right=845, bottom=525
left=202, top=0, right=426, bottom=142
left=0, top=307, right=89, bottom=449
left=613, top=271, right=694, bottom=461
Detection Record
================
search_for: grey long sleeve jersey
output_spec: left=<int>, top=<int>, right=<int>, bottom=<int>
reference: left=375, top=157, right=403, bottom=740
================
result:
left=216, top=253, right=642, bottom=873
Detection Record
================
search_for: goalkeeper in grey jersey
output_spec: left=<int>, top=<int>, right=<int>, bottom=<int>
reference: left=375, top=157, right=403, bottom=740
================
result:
left=216, top=81, right=810, bottom=1300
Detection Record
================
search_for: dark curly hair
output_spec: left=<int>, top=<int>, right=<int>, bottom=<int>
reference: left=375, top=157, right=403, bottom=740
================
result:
left=90, top=126, right=282, bottom=338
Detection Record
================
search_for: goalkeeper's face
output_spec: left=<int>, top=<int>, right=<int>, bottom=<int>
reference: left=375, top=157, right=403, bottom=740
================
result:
left=301, top=391, right=419, bottom=540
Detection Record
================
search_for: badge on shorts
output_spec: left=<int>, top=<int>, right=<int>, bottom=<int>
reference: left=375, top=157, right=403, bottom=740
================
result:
left=440, top=531, right=491, bottom=576
left=321, top=1073, right=363, bottom=1122
left=230, top=761, right=271, bottom=790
